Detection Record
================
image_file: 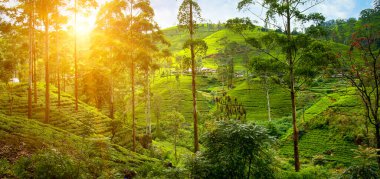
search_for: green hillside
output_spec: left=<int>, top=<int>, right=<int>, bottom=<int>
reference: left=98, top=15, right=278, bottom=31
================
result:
left=0, top=83, right=113, bottom=137
left=160, top=25, right=364, bottom=170
left=0, top=84, right=174, bottom=178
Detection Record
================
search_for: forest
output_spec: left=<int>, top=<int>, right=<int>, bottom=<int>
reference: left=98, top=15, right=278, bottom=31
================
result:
left=0, top=0, right=380, bottom=178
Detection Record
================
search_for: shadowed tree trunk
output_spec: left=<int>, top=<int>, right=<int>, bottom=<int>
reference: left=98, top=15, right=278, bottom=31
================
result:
left=44, top=2, right=50, bottom=123
left=28, top=0, right=33, bottom=119
left=74, top=0, right=79, bottom=112
left=130, top=0, right=136, bottom=152
left=189, top=0, right=199, bottom=153
left=284, top=0, right=300, bottom=171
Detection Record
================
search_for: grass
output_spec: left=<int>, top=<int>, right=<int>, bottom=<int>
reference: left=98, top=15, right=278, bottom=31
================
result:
left=0, top=113, right=158, bottom=171
left=0, top=83, right=113, bottom=138
left=280, top=128, right=357, bottom=165
left=279, top=86, right=365, bottom=166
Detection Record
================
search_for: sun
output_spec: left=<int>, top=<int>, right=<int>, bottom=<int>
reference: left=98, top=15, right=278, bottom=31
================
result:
left=77, top=13, right=97, bottom=35
left=68, top=11, right=97, bottom=36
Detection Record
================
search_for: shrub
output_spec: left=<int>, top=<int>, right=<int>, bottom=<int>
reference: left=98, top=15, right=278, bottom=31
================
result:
left=13, top=150, right=80, bottom=179
left=266, top=122, right=281, bottom=138
left=136, top=162, right=165, bottom=178
left=0, top=159, right=12, bottom=178
left=340, top=146, right=379, bottom=179
left=186, top=121, right=276, bottom=178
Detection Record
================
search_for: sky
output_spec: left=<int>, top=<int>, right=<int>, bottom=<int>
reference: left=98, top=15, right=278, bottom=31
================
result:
left=151, top=0, right=374, bottom=29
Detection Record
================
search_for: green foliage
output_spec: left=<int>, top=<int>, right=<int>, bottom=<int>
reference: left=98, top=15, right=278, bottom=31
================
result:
left=0, top=159, right=12, bottom=178
left=225, top=17, right=255, bottom=34
left=277, top=165, right=331, bottom=179
left=182, top=39, right=208, bottom=57
left=187, top=121, right=276, bottom=178
left=136, top=161, right=165, bottom=178
left=341, top=146, right=380, bottom=179
left=14, top=150, right=80, bottom=179
left=81, top=67, right=111, bottom=109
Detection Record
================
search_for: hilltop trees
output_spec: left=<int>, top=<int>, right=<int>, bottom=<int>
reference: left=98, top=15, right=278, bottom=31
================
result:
left=177, top=0, right=207, bottom=152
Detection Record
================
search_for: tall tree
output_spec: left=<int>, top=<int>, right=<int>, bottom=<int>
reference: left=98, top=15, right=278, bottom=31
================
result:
left=41, top=0, right=51, bottom=123
left=250, top=57, right=281, bottom=121
left=177, top=0, right=206, bottom=152
left=74, top=0, right=78, bottom=112
left=166, top=111, right=185, bottom=163
left=74, top=0, right=97, bottom=112
left=51, top=3, right=69, bottom=109
left=232, top=0, right=328, bottom=171
left=130, top=0, right=168, bottom=147
left=92, top=0, right=126, bottom=119
left=93, top=0, right=167, bottom=151
left=28, top=0, right=34, bottom=118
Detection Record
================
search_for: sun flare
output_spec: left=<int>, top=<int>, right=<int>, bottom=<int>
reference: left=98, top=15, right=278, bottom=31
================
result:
left=69, top=12, right=97, bottom=35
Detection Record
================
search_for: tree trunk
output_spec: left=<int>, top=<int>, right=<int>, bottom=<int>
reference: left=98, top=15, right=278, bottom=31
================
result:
left=291, top=88, right=300, bottom=171
left=8, top=83, right=13, bottom=116
left=74, top=0, right=79, bottom=112
left=130, top=1, right=136, bottom=152
left=56, top=23, right=61, bottom=109
left=145, top=71, right=152, bottom=135
left=174, top=132, right=177, bottom=163
left=286, top=0, right=300, bottom=171
left=44, top=7, right=50, bottom=123
left=265, top=76, right=271, bottom=121
left=32, top=1, right=37, bottom=104
left=63, top=73, right=66, bottom=92
left=28, top=0, right=33, bottom=119
left=110, top=75, right=114, bottom=119
left=156, top=113, right=160, bottom=136
left=33, top=41, right=37, bottom=103
left=131, top=60, right=136, bottom=152
left=266, top=88, right=271, bottom=121
left=190, top=0, right=199, bottom=153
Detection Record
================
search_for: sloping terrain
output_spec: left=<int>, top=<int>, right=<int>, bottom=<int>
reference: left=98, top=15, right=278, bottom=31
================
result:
left=0, top=83, right=113, bottom=137
left=161, top=25, right=362, bottom=168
